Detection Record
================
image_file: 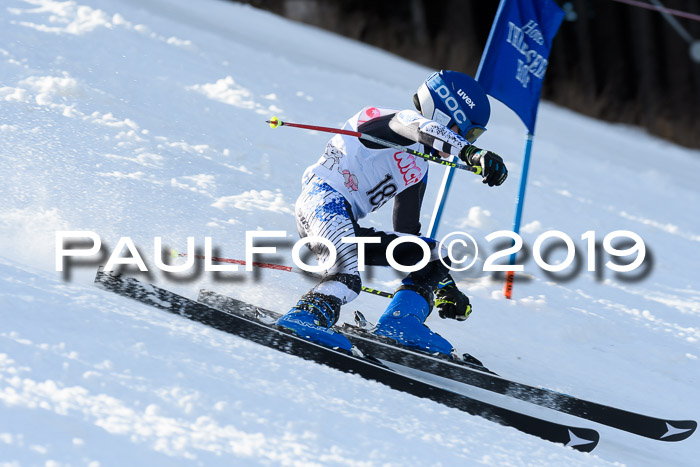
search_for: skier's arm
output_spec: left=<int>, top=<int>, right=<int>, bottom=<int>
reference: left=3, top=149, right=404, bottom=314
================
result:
left=388, top=110, right=469, bottom=158
left=358, top=110, right=508, bottom=187
left=389, top=110, right=508, bottom=187
left=392, top=179, right=426, bottom=235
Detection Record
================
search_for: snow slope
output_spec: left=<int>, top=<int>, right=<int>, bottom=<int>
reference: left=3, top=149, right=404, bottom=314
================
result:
left=1, top=0, right=699, bottom=465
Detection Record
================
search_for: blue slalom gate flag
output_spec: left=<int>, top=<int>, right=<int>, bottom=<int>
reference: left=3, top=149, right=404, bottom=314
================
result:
left=476, top=0, right=565, bottom=133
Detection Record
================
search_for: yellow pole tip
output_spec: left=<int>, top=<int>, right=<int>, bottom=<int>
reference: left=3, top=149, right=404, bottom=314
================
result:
left=268, top=117, right=281, bottom=129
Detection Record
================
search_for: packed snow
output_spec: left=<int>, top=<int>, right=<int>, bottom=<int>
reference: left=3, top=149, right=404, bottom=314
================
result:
left=1, top=0, right=699, bottom=465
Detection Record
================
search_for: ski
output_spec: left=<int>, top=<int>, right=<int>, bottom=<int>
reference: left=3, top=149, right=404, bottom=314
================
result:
left=348, top=310, right=495, bottom=374
left=199, top=289, right=697, bottom=443
left=94, top=268, right=600, bottom=451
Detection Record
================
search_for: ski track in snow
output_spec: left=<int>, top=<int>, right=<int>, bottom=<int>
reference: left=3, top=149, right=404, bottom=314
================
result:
left=1, top=0, right=699, bottom=465
left=0, top=259, right=604, bottom=466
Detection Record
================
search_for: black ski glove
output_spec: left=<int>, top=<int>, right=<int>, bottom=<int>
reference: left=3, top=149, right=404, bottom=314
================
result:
left=459, top=145, right=508, bottom=187
left=434, top=276, right=472, bottom=321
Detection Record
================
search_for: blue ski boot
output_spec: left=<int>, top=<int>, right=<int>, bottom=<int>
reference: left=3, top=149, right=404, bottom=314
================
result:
left=277, top=292, right=352, bottom=353
left=374, top=283, right=454, bottom=356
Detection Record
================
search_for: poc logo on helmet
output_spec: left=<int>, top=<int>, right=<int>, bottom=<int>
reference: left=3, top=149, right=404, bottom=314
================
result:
left=431, top=83, right=467, bottom=125
left=457, top=89, right=476, bottom=109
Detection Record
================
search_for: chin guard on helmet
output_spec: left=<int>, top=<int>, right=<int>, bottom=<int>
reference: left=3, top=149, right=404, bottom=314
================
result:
left=412, top=93, right=422, bottom=113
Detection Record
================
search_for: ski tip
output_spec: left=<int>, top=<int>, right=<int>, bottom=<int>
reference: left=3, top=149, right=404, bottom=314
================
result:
left=267, top=116, right=281, bottom=129
left=566, top=428, right=599, bottom=452
left=658, top=420, right=697, bottom=442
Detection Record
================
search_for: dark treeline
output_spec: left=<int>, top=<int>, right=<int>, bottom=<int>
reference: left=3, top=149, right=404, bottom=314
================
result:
left=235, top=0, right=700, bottom=149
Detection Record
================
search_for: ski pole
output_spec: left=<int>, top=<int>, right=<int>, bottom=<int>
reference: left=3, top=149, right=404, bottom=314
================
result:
left=267, top=117, right=482, bottom=175
left=172, top=250, right=394, bottom=299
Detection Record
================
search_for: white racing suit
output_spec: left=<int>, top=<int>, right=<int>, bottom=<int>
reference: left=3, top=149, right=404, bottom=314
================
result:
left=295, top=106, right=472, bottom=309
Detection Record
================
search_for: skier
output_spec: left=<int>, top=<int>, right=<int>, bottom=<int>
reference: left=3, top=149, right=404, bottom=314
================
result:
left=277, top=70, right=508, bottom=355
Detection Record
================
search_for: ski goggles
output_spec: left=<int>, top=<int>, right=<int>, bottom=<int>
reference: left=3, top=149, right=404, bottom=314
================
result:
left=425, top=73, right=487, bottom=143
left=462, top=124, right=486, bottom=144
